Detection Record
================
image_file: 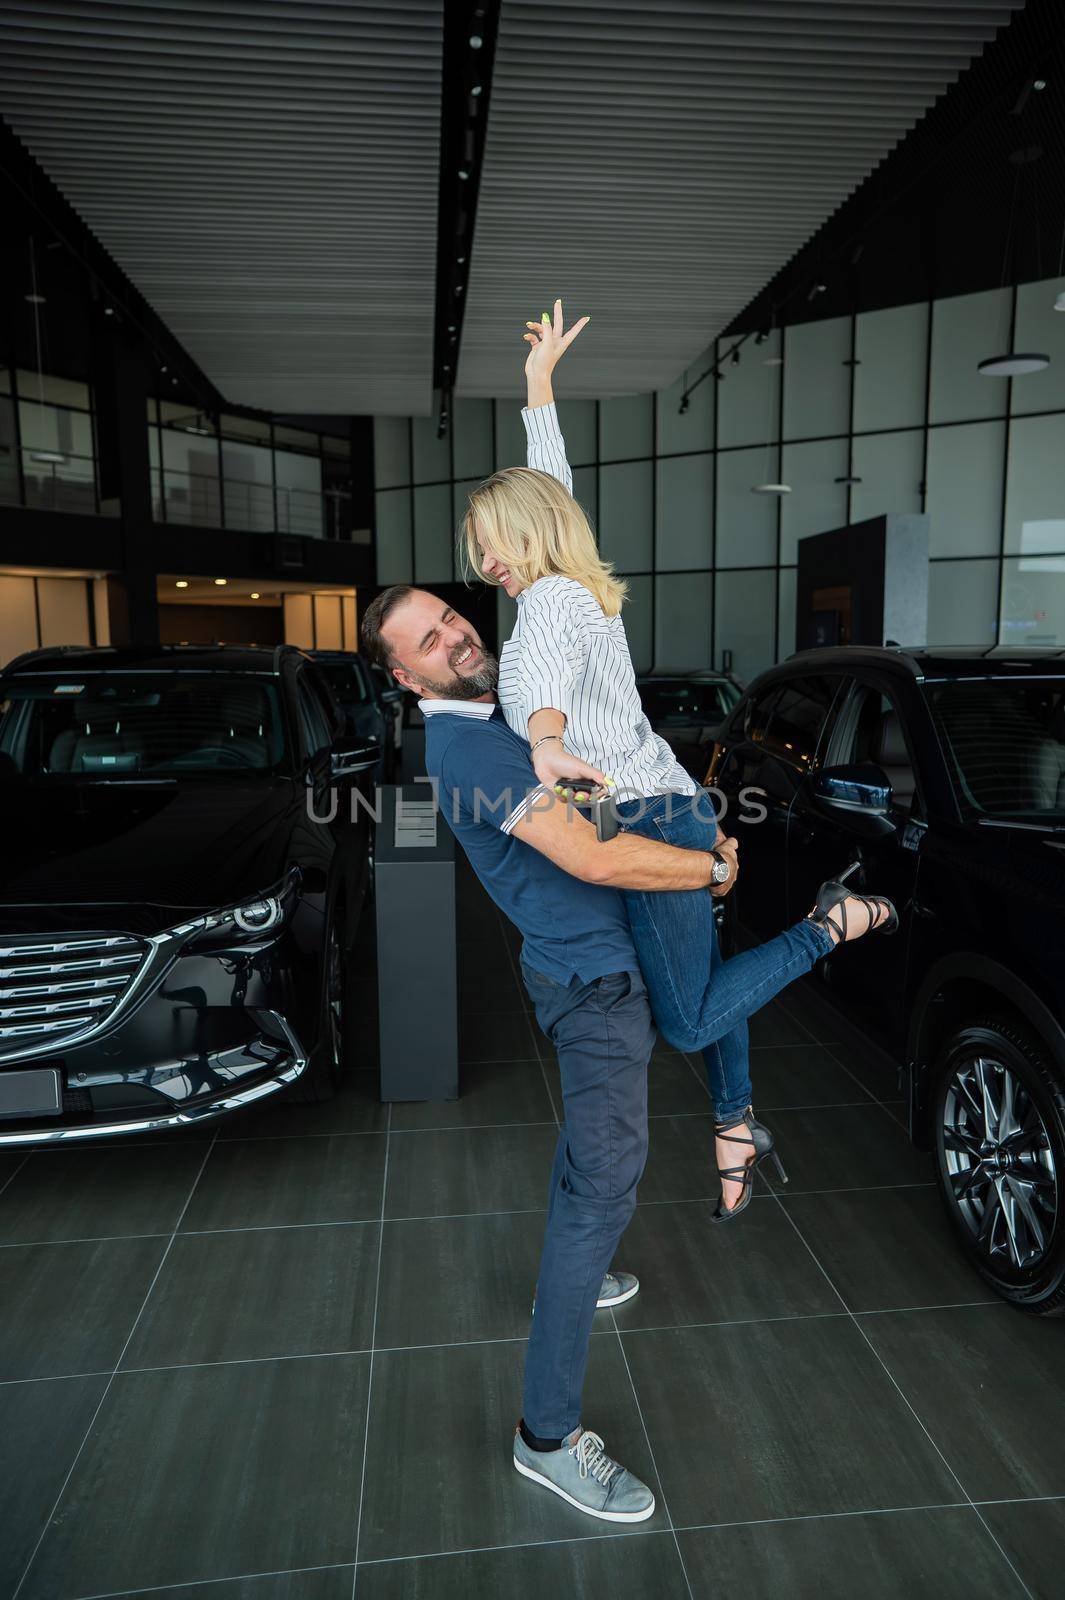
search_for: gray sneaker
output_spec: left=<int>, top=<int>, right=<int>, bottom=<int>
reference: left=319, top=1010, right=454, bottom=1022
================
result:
left=513, top=1425, right=656, bottom=1522
left=597, top=1270, right=639, bottom=1310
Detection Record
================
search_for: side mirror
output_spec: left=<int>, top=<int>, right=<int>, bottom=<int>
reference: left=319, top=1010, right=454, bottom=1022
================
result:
left=330, top=740, right=380, bottom=778
left=812, top=763, right=897, bottom=835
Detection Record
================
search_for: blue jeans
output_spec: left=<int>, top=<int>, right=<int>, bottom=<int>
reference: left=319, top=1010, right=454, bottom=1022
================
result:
left=615, top=791, right=834, bottom=1124
left=520, top=958, right=655, bottom=1439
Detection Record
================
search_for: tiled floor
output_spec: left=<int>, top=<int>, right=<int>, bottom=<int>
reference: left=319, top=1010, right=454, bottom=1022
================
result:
left=2, top=861, right=1063, bottom=1599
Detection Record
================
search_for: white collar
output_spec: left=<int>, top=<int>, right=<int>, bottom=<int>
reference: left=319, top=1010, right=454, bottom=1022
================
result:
left=418, top=698, right=496, bottom=719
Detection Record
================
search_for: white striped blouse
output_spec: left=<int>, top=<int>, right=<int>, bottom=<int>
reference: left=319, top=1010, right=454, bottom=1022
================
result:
left=495, top=401, right=695, bottom=802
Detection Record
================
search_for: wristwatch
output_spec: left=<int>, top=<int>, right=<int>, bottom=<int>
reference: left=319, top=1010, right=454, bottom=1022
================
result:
left=709, top=848, right=731, bottom=886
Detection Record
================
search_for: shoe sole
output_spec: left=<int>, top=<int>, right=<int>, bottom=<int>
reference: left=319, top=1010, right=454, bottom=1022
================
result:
left=513, top=1455, right=656, bottom=1522
left=596, top=1279, right=640, bottom=1310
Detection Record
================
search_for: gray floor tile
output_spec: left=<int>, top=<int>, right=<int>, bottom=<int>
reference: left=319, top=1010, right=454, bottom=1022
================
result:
left=457, top=938, right=521, bottom=984
left=643, top=1053, right=713, bottom=1118
left=0, top=1145, right=209, bottom=1245
left=0, top=1373, right=108, bottom=1597
left=20, top=1354, right=370, bottom=1599
left=621, top=1317, right=960, bottom=1527
left=747, top=1003, right=815, bottom=1048
left=0, top=1152, right=27, bottom=1192
left=220, top=1073, right=388, bottom=1139
left=459, top=971, right=524, bottom=1012
left=356, top=1530, right=689, bottom=1598
left=358, top=1334, right=666, bottom=1561
left=123, top=1223, right=379, bottom=1369
left=978, top=1496, right=1065, bottom=1600
left=638, top=1115, right=723, bottom=1205
left=384, top=1123, right=558, bottom=1219
left=860, top=1303, right=1065, bottom=1500
left=375, top=1211, right=547, bottom=1350
left=101, top=1574, right=354, bottom=1600
left=783, top=1185, right=997, bottom=1313
left=390, top=1060, right=554, bottom=1131
left=0, top=1235, right=167, bottom=1380
left=755, top=1102, right=933, bottom=1194
left=458, top=1009, right=540, bottom=1062
left=744, top=1044, right=881, bottom=1111
left=181, top=1134, right=387, bottom=1232
left=821, top=1034, right=907, bottom=1104
left=678, top=1505, right=1026, bottom=1599
left=610, top=1198, right=842, bottom=1332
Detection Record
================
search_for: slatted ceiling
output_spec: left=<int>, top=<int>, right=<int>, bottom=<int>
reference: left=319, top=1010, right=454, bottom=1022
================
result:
left=0, top=0, right=443, bottom=416
left=457, top=0, right=1023, bottom=400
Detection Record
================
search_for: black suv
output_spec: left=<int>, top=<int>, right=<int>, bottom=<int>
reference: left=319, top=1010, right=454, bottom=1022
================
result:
left=637, top=671, right=743, bottom=782
left=707, top=646, right=1065, bottom=1316
left=311, top=649, right=404, bottom=786
left=0, top=644, right=378, bottom=1145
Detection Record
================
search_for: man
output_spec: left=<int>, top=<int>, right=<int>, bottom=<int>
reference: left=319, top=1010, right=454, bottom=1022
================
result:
left=361, top=584, right=735, bottom=1525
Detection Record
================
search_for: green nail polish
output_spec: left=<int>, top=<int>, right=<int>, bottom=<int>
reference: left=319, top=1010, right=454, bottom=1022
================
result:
left=541, top=312, right=550, bottom=323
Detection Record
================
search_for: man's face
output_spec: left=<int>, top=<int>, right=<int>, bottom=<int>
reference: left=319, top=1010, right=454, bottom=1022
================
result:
left=384, top=590, right=499, bottom=700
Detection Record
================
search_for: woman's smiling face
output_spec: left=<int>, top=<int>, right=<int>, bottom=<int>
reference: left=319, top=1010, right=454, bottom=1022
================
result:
left=475, top=525, right=524, bottom=598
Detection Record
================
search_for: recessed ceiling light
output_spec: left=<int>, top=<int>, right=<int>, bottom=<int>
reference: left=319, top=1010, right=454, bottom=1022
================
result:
left=978, top=353, right=1050, bottom=376
left=214, top=577, right=227, bottom=586
left=250, top=592, right=260, bottom=599
left=469, top=33, right=482, bottom=47
left=30, top=450, right=66, bottom=464
left=175, top=579, right=189, bottom=588
left=752, top=482, right=792, bottom=495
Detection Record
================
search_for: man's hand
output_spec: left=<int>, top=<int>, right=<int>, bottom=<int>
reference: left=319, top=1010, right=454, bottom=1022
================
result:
left=523, top=297, right=589, bottom=382
left=711, top=835, right=739, bottom=898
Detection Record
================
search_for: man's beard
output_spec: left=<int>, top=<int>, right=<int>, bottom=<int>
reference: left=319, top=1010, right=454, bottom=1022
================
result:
left=419, top=637, right=499, bottom=700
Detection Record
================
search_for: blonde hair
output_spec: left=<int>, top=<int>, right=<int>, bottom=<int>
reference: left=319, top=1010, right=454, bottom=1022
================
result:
left=459, top=466, right=627, bottom=617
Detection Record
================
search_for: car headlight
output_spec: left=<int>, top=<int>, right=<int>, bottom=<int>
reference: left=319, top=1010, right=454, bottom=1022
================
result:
left=164, top=867, right=301, bottom=951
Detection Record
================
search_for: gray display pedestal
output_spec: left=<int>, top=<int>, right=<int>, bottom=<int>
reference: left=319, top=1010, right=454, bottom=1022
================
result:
left=374, top=784, right=458, bottom=1102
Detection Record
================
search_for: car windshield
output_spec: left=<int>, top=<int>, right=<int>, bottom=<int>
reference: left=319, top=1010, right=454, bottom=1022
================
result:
left=639, top=679, right=740, bottom=725
left=0, top=672, right=287, bottom=779
left=316, top=660, right=371, bottom=704
left=928, top=679, right=1065, bottom=822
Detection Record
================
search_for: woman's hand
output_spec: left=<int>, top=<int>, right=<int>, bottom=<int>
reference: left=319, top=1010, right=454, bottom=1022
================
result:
left=523, top=297, right=589, bottom=381
left=532, top=737, right=611, bottom=797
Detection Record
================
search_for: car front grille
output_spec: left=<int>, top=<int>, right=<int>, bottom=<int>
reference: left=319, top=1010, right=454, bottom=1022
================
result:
left=0, top=933, right=150, bottom=1060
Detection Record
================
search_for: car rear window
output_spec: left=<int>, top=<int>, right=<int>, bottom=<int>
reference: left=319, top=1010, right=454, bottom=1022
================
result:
left=928, top=679, right=1065, bottom=820
left=639, top=679, right=739, bottom=725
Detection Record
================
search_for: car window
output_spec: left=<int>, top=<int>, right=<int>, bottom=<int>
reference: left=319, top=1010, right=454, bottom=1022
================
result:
left=639, top=679, right=737, bottom=725
left=744, top=682, right=784, bottom=745
left=830, top=682, right=917, bottom=811
left=296, top=675, right=333, bottom=759
left=316, top=659, right=371, bottom=705
left=928, top=679, right=1065, bottom=820
left=760, top=675, right=842, bottom=772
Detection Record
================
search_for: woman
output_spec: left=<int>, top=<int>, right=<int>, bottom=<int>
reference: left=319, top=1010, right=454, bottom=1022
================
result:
left=459, top=299, right=895, bottom=1218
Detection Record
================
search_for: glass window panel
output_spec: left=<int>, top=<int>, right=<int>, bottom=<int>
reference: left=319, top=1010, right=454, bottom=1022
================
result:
left=452, top=397, right=493, bottom=479
left=558, top=398, right=597, bottom=465
left=927, top=559, right=998, bottom=647
left=494, top=402, right=527, bottom=470
left=599, top=393, right=652, bottom=462
left=221, top=441, right=274, bottom=533
left=161, top=429, right=220, bottom=526
left=783, top=316, right=850, bottom=440
left=850, top=430, right=924, bottom=522
left=1001, top=555, right=1065, bottom=648
left=599, top=460, right=652, bottom=572
left=159, top=400, right=212, bottom=428
left=714, top=569, right=777, bottom=683
left=18, top=400, right=94, bottom=462
left=777, top=567, right=797, bottom=664
left=375, top=488, right=413, bottom=584
left=452, top=479, right=481, bottom=579
left=0, top=368, right=11, bottom=395
left=853, top=303, right=928, bottom=433
left=656, top=355, right=714, bottom=457
left=655, top=571, right=712, bottom=671
left=15, top=371, right=90, bottom=410
left=717, top=330, right=781, bottom=449
left=21, top=450, right=96, bottom=515
left=779, top=438, right=849, bottom=563
left=1012, top=277, right=1065, bottom=417
left=374, top=416, right=410, bottom=488
left=411, top=401, right=451, bottom=484
left=715, top=447, right=777, bottom=567
left=656, top=453, right=712, bottom=570
left=219, top=413, right=272, bottom=444
left=1003, top=414, right=1065, bottom=557
left=275, top=449, right=322, bottom=538
left=273, top=425, right=319, bottom=452
left=413, top=483, right=454, bottom=584
left=571, top=465, right=597, bottom=529
left=925, top=421, right=1004, bottom=557
left=321, top=434, right=349, bottom=460
left=0, top=396, right=19, bottom=506
left=146, top=397, right=157, bottom=424
left=148, top=427, right=160, bottom=469
left=622, top=575, right=652, bottom=675
left=929, top=288, right=1010, bottom=424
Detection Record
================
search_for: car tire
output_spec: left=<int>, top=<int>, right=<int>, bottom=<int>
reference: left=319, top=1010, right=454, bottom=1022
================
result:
left=290, top=911, right=349, bottom=1103
left=932, top=1017, right=1065, bottom=1316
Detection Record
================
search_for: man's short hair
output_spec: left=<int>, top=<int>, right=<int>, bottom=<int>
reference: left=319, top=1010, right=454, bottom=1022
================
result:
left=360, top=585, right=415, bottom=667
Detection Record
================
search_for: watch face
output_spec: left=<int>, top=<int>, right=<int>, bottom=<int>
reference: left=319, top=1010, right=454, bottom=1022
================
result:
left=712, top=859, right=730, bottom=883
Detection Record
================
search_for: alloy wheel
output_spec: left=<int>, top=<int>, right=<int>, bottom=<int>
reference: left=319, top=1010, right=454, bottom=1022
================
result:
left=941, top=1052, right=1058, bottom=1272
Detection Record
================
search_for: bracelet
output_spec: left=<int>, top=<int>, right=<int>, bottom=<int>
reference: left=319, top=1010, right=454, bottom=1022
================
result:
left=530, top=734, right=565, bottom=755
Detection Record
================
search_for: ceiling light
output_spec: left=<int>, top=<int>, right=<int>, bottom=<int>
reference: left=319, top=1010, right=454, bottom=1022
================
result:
left=447, top=323, right=457, bottom=332
left=250, top=592, right=260, bottom=599
left=752, top=482, right=791, bottom=495
left=458, top=168, right=470, bottom=181
left=763, top=355, right=783, bottom=367
left=175, top=579, right=189, bottom=588
left=30, top=450, right=66, bottom=464
left=471, top=83, right=482, bottom=96
left=755, top=330, right=768, bottom=345
left=977, top=353, right=1050, bottom=377
left=214, top=577, right=227, bottom=586
left=469, top=33, right=483, bottom=47
left=104, top=306, right=115, bottom=317
left=456, top=256, right=466, bottom=265
left=184, top=413, right=213, bottom=435
left=24, top=293, right=46, bottom=305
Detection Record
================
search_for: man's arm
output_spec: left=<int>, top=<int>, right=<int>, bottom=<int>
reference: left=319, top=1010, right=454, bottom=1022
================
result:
left=510, top=789, right=719, bottom=892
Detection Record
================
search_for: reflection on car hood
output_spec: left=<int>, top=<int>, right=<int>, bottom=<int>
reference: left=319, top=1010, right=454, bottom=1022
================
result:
left=0, top=778, right=298, bottom=931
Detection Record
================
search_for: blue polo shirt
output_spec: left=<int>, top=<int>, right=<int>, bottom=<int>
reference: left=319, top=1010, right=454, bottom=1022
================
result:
left=421, top=700, right=637, bottom=986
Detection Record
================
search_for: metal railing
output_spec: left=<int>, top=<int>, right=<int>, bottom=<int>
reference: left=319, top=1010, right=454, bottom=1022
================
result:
left=154, top=466, right=348, bottom=539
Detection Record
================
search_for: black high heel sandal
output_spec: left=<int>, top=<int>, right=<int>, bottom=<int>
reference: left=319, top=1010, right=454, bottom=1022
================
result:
left=806, top=861, right=898, bottom=943
left=711, top=1106, right=787, bottom=1222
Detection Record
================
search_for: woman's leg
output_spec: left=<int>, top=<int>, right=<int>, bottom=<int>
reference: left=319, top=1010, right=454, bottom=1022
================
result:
left=699, top=912, right=753, bottom=1124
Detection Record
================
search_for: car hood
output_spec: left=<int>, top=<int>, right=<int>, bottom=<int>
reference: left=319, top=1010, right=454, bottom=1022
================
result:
left=0, top=777, right=299, bottom=935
